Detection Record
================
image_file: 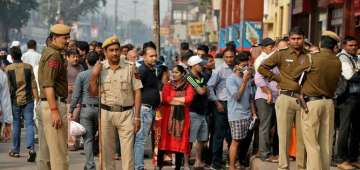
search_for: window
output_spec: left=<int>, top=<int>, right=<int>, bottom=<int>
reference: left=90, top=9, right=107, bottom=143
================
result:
left=173, top=10, right=182, bottom=20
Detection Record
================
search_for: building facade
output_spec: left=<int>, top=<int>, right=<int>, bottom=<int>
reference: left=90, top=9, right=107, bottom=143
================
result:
left=291, top=0, right=360, bottom=44
left=263, top=0, right=291, bottom=39
left=218, top=0, right=264, bottom=51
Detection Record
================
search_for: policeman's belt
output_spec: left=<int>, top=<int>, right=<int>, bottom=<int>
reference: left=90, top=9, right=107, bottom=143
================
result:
left=41, top=97, right=66, bottom=103
left=280, top=90, right=300, bottom=98
left=100, top=104, right=133, bottom=112
left=81, top=104, right=99, bottom=108
left=304, top=96, right=332, bottom=103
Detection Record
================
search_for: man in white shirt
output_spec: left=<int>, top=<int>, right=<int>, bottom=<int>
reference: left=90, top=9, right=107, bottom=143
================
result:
left=21, top=40, right=41, bottom=132
left=254, top=38, right=276, bottom=72
left=22, top=40, right=41, bottom=69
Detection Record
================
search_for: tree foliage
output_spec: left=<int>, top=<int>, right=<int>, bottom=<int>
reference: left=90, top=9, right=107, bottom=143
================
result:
left=0, top=0, right=38, bottom=44
left=39, top=0, right=106, bottom=24
left=198, top=0, right=212, bottom=12
left=0, top=0, right=38, bottom=30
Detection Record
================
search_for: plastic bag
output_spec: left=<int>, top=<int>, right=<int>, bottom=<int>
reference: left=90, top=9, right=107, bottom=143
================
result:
left=70, top=121, right=86, bottom=136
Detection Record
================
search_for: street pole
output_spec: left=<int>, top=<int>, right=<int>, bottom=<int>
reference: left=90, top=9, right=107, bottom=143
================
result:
left=153, top=0, right=160, bottom=56
left=133, top=0, right=138, bottom=20
left=114, top=0, right=118, bottom=34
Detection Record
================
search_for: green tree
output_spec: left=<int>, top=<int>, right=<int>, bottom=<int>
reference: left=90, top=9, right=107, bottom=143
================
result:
left=198, top=0, right=212, bottom=12
left=0, top=0, right=38, bottom=46
left=39, top=0, right=106, bottom=25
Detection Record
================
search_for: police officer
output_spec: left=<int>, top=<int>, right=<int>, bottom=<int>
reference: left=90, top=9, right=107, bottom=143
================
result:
left=295, top=31, right=341, bottom=170
left=37, top=24, right=71, bottom=170
left=258, top=27, right=308, bottom=170
left=89, top=35, right=142, bottom=170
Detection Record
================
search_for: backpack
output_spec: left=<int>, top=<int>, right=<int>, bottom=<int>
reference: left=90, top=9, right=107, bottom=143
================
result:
left=335, top=52, right=356, bottom=103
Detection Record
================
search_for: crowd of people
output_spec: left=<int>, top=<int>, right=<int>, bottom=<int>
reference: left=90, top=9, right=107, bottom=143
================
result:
left=0, top=23, right=359, bottom=170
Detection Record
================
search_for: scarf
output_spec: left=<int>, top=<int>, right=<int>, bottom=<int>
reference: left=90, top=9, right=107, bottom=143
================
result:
left=167, top=79, right=187, bottom=139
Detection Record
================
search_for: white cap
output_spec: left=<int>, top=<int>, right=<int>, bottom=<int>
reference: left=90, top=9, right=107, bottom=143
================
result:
left=10, top=41, right=20, bottom=48
left=187, top=55, right=207, bottom=66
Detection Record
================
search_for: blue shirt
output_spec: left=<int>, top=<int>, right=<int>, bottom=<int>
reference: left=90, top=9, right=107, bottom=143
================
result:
left=69, top=69, right=99, bottom=114
left=225, top=73, right=252, bottom=121
left=207, top=63, right=233, bottom=101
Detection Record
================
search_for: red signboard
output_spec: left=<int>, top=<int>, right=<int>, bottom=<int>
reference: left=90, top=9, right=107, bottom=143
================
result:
left=355, top=0, right=360, bottom=16
left=329, top=0, right=345, bottom=4
left=234, top=0, right=241, bottom=23
left=220, top=0, right=226, bottom=27
left=292, top=0, right=310, bottom=14
left=226, top=0, right=233, bottom=26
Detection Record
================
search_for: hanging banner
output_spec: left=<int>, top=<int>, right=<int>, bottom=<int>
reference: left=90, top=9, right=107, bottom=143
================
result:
left=242, top=21, right=262, bottom=48
left=231, top=24, right=241, bottom=48
left=219, top=28, right=226, bottom=49
left=188, top=22, right=204, bottom=36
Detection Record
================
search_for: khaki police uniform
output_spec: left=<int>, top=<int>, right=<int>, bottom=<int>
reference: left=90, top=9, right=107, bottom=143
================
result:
left=258, top=47, right=309, bottom=170
left=37, top=24, right=70, bottom=170
left=98, top=36, right=143, bottom=170
left=298, top=32, right=341, bottom=170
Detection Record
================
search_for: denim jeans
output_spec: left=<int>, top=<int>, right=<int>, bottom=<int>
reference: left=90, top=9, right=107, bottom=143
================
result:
left=11, top=101, right=35, bottom=153
left=80, top=107, right=99, bottom=170
left=134, top=105, right=155, bottom=170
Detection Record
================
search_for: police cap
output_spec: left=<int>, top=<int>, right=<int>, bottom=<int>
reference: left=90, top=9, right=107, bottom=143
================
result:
left=322, top=31, right=340, bottom=42
left=102, top=35, right=120, bottom=49
left=50, top=24, right=71, bottom=35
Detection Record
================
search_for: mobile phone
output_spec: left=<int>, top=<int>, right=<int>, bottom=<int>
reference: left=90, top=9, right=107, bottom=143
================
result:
left=249, top=117, right=258, bottom=130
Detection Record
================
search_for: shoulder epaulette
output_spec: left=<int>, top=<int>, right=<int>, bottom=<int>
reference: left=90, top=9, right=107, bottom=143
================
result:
left=278, top=47, right=288, bottom=51
left=124, top=60, right=134, bottom=65
left=310, top=51, right=320, bottom=54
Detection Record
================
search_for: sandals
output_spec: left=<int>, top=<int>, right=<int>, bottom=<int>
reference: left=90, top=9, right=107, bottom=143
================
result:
left=9, top=151, right=20, bottom=158
left=27, top=151, right=37, bottom=162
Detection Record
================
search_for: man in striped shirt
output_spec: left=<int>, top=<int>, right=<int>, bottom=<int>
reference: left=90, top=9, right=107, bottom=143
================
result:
left=6, top=46, right=38, bottom=162
left=185, top=55, right=209, bottom=169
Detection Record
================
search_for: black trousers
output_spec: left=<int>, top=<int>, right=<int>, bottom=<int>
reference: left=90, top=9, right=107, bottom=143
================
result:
left=211, top=101, right=232, bottom=168
left=256, top=99, right=278, bottom=158
left=157, top=150, right=183, bottom=170
left=336, top=95, right=360, bottom=162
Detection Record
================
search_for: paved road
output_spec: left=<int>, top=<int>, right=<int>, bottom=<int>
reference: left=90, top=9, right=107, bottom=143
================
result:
left=0, top=129, right=156, bottom=170
left=0, top=130, right=339, bottom=170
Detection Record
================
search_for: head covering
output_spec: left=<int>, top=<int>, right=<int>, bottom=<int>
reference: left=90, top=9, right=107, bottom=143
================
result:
left=10, top=41, right=20, bottom=48
left=260, top=38, right=275, bottom=47
left=322, top=31, right=340, bottom=42
left=102, top=35, right=120, bottom=49
left=187, top=55, right=207, bottom=66
left=50, top=24, right=71, bottom=35
left=0, top=48, right=7, bottom=56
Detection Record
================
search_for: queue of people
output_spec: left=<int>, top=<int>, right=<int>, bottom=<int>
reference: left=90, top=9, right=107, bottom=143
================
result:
left=0, top=24, right=359, bottom=170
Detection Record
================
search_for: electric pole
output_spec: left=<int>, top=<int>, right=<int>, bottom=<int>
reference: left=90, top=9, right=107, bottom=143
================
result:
left=114, top=0, right=118, bottom=34
left=133, top=0, right=138, bottom=20
left=153, top=0, right=160, bottom=56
